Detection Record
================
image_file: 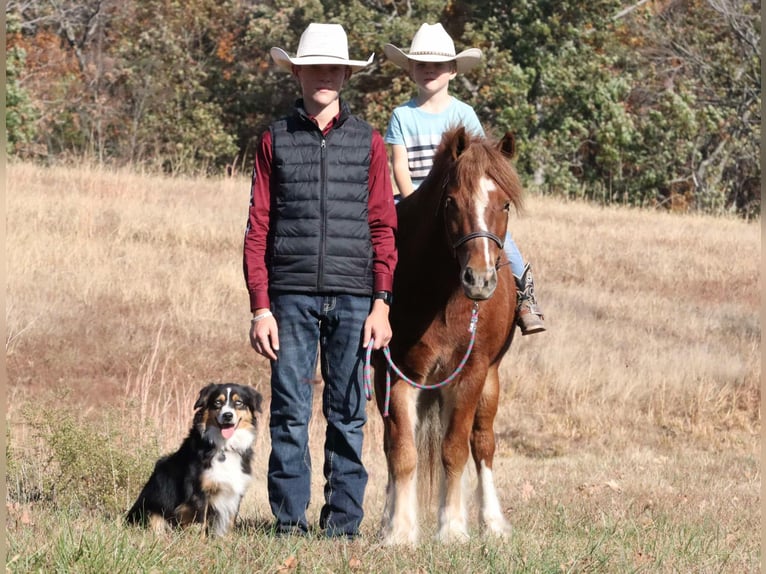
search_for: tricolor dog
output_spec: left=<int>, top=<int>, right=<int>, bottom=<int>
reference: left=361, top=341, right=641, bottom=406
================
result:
left=126, top=383, right=263, bottom=536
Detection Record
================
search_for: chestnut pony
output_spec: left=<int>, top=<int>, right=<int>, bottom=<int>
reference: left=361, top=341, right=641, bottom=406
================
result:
left=373, top=127, right=523, bottom=545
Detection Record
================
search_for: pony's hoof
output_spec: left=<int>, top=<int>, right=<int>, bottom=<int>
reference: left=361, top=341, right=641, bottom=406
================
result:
left=379, top=525, right=419, bottom=546
left=483, top=516, right=512, bottom=538
left=379, top=531, right=418, bottom=546
left=436, top=522, right=470, bottom=544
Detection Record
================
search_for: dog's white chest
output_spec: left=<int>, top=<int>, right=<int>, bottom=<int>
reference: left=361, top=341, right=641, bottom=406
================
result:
left=205, top=452, right=251, bottom=496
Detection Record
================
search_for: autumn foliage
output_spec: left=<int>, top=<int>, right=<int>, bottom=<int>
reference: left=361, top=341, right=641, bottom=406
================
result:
left=5, top=0, right=760, bottom=216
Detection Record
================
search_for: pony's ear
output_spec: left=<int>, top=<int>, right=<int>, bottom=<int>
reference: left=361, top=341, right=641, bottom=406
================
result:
left=449, top=126, right=469, bottom=159
left=499, top=132, right=516, bottom=159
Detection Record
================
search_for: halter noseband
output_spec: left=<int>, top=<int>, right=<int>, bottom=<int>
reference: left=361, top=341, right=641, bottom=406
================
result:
left=440, top=171, right=506, bottom=253
left=452, top=230, right=505, bottom=250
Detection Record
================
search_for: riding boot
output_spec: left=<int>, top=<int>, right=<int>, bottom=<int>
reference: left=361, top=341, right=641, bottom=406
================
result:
left=514, top=263, right=546, bottom=335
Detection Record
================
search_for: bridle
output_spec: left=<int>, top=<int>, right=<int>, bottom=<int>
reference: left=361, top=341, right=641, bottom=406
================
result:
left=452, top=230, right=505, bottom=250
left=441, top=174, right=507, bottom=254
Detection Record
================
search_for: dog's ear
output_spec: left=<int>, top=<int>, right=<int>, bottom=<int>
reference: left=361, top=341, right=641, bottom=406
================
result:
left=239, top=385, right=263, bottom=414
left=194, top=383, right=217, bottom=410
left=252, top=389, right=263, bottom=414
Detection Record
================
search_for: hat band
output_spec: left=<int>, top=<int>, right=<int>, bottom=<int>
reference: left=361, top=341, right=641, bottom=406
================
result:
left=297, top=53, right=348, bottom=59
left=408, top=51, right=456, bottom=57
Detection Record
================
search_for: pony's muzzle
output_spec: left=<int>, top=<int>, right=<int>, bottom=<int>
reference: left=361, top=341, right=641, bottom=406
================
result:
left=461, top=266, right=497, bottom=300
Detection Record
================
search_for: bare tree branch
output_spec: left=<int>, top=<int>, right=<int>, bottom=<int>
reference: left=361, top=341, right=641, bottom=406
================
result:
left=613, top=0, right=652, bottom=20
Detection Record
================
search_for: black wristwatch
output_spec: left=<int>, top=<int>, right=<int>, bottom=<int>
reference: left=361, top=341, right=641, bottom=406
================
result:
left=373, top=291, right=393, bottom=306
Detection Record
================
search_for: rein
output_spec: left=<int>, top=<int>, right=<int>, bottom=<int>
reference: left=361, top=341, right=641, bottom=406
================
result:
left=363, top=301, right=480, bottom=417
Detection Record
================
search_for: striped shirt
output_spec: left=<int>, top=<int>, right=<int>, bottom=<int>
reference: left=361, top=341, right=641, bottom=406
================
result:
left=384, top=97, right=484, bottom=189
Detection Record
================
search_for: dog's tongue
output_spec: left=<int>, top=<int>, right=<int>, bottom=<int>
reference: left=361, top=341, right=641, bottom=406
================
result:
left=221, top=425, right=236, bottom=440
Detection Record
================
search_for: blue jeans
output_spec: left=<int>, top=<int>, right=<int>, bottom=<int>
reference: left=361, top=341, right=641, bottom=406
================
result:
left=504, top=231, right=525, bottom=277
left=267, top=293, right=369, bottom=537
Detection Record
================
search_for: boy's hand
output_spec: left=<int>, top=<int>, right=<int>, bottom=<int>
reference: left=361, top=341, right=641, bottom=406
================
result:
left=364, top=300, right=393, bottom=350
left=249, top=308, right=280, bottom=360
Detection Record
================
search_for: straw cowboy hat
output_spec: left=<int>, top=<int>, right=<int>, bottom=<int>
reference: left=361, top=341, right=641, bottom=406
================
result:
left=270, top=23, right=374, bottom=73
left=383, top=23, right=482, bottom=74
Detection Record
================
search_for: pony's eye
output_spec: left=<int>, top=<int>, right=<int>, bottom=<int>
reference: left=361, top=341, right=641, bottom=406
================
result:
left=503, top=202, right=511, bottom=213
left=444, top=196, right=455, bottom=209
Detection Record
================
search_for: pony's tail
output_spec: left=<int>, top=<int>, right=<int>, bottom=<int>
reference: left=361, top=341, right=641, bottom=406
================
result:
left=416, top=392, right=442, bottom=515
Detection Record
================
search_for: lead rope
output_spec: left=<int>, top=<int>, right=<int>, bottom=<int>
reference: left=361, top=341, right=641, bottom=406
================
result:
left=364, top=301, right=480, bottom=417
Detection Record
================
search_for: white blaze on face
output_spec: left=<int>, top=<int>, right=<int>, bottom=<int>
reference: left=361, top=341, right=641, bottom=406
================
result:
left=219, top=387, right=238, bottom=439
left=475, top=176, right=496, bottom=267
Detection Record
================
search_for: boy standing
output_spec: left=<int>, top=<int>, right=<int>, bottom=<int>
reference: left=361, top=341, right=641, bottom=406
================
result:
left=384, top=23, right=545, bottom=335
left=243, top=23, right=398, bottom=538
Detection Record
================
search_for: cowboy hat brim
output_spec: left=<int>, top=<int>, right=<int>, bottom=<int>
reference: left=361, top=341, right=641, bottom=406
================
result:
left=270, top=47, right=374, bottom=74
left=383, top=44, right=482, bottom=74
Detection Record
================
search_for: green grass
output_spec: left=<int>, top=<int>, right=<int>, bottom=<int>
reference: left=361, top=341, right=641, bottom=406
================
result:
left=6, top=495, right=759, bottom=573
left=7, top=414, right=759, bottom=573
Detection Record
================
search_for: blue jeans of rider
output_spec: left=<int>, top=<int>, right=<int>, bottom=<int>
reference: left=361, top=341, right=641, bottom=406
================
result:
left=267, top=293, right=370, bottom=537
left=504, top=231, right=525, bottom=277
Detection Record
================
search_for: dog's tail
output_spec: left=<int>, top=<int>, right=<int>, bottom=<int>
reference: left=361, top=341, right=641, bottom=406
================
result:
left=125, top=496, right=149, bottom=526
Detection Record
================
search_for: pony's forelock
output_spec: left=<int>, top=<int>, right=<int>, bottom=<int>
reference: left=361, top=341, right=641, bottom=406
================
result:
left=442, top=129, right=524, bottom=214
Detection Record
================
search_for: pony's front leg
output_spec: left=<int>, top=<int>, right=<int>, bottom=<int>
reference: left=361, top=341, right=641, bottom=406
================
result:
left=436, top=390, right=474, bottom=543
left=471, top=364, right=511, bottom=537
left=378, top=381, right=419, bottom=545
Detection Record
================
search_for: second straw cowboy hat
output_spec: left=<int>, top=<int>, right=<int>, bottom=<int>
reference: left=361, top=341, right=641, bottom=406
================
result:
left=270, top=23, right=374, bottom=73
left=383, top=23, right=482, bottom=74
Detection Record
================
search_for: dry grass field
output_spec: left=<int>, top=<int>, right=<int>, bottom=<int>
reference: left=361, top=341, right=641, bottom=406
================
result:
left=6, top=162, right=761, bottom=572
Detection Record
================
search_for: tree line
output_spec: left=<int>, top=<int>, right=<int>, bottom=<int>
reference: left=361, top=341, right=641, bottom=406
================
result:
left=6, top=0, right=761, bottom=217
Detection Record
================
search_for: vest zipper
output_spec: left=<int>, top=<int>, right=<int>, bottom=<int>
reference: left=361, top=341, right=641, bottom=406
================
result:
left=318, top=137, right=327, bottom=291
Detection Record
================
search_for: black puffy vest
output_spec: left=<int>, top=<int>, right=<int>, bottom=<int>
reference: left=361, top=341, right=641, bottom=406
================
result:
left=268, top=103, right=374, bottom=296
